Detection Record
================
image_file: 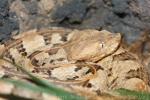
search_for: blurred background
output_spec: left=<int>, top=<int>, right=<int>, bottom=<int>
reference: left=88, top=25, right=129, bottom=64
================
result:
left=1, top=0, right=150, bottom=44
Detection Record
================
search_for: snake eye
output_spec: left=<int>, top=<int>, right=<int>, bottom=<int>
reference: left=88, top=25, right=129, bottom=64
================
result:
left=99, top=42, right=104, bottom=48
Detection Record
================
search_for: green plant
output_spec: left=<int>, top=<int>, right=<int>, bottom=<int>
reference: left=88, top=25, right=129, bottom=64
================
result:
left=115, top=88, right=150, bottom=100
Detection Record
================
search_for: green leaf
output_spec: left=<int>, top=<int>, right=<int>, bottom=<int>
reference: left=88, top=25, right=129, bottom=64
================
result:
left=0, top=78, right=56, bottom=95
left=0, top=78, right=84, bottom=100
left=115, top=88, right=150, bottom=100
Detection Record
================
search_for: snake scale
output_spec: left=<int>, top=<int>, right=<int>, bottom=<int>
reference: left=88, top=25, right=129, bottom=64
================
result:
left=0, top=27, right=149, bottom=94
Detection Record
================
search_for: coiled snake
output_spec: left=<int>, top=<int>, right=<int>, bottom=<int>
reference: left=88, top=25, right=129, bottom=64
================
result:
left=0, top=27, right=149, bottom=93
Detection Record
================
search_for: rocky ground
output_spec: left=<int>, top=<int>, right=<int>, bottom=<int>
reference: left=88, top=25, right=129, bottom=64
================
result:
left=1, top=0, right=150, bottom=43
left=1, top=0, right=150, bottom=100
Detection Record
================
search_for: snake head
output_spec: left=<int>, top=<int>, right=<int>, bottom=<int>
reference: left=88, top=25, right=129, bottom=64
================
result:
left=64, top=29, right=121, bottom=62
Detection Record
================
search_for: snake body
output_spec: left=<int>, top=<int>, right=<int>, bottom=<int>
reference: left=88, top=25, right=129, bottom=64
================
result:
left=0, top=28, right=149, bottom=93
